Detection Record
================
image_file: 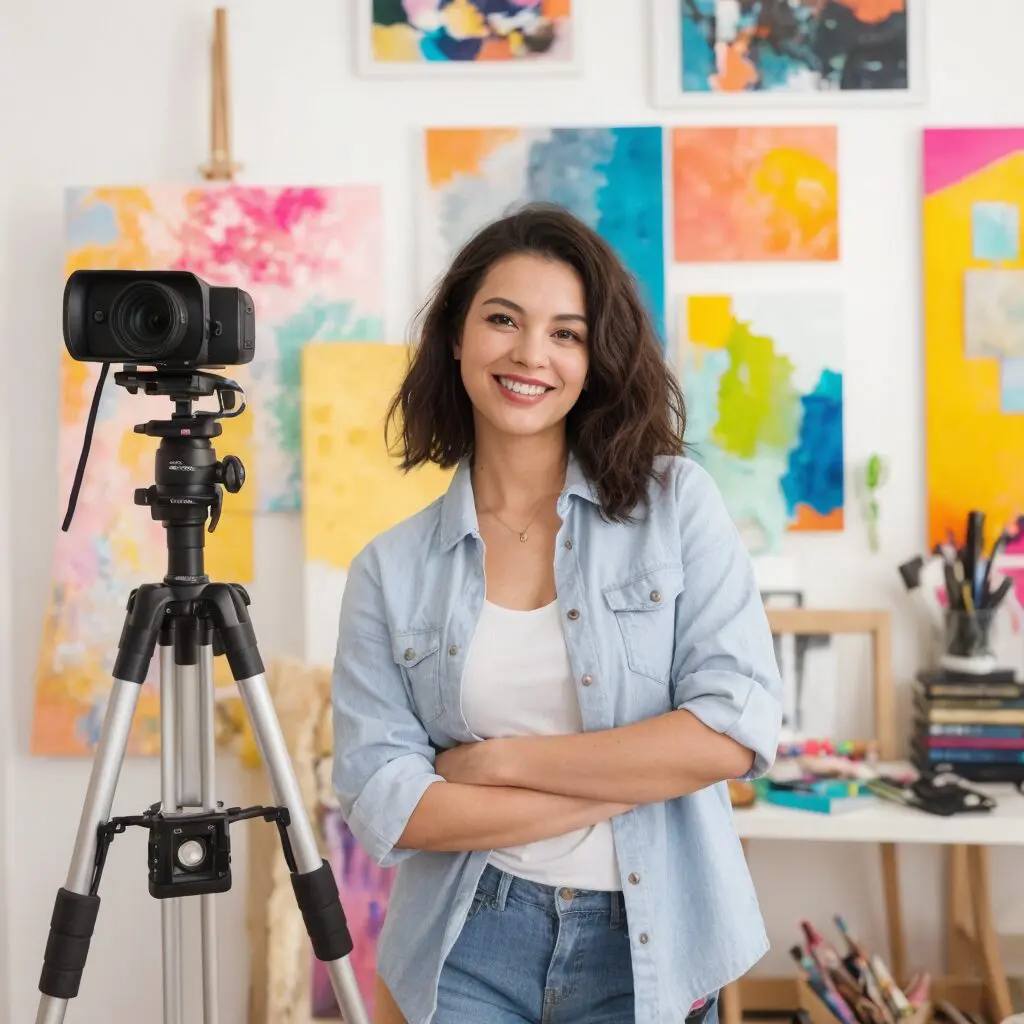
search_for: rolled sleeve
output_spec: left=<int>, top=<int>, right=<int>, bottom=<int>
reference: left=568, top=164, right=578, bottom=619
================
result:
left=332, top=548, right=444, bottom=868
left=670, top=462, right=784, bottom=780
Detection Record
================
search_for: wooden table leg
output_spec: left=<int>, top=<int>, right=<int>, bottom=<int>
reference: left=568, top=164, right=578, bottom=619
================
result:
left=879, top=843, right=906, bottom=985
left=946, top=845, right=974, bottom=976
left=964, top=845, right=1013, bottom=1022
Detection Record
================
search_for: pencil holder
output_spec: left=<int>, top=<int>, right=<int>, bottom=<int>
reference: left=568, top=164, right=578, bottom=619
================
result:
left=940, top=608, right=997, bottom=674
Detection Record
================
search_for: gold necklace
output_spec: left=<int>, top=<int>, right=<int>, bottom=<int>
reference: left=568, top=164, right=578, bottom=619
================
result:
left=486, top=505, right=543, bottom=543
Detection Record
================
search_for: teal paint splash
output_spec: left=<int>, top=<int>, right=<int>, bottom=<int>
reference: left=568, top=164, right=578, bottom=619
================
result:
left=781, top=368, right=844, bottom=518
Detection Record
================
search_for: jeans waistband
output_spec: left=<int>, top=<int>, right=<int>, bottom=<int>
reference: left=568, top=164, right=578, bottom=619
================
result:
left=475, top=863, right=627, bottom=924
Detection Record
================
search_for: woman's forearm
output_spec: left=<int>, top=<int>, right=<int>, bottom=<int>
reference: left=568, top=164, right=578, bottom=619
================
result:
left=395, top=780, right=632, bottom=853
left=482, top=710, right=755, bottom=805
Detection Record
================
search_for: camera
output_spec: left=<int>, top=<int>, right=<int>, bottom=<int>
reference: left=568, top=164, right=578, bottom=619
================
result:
left=63, top=269, right=256, bottom=368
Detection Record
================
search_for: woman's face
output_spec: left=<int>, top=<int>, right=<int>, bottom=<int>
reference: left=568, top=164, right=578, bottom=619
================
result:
left=454, top=253, right=589, bottom=445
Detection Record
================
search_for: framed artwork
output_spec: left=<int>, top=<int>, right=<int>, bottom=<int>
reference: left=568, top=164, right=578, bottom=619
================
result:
left=355, top=1, right=580, bottom=77
left=649, top=0, right=925, bottom=108
left=671, top=124, right=839, bottom=263
left=677, top=291, right=845, bottom=555
left=923, top=128, right=1024, bottom=565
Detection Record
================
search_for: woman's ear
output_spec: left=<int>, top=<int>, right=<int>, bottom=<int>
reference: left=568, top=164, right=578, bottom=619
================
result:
left=453, top=342, right=461, bottom=360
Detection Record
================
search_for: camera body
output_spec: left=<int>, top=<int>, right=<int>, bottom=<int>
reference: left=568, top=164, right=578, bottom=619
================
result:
left=63, top=269, right=256, bottom=368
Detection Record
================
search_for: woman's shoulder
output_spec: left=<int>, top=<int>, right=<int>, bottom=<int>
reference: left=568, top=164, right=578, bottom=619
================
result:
left=649, top=453, right=724, bottom=510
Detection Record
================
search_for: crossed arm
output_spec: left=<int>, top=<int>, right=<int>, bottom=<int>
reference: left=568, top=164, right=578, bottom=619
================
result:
left=396, top=711, right=757, bottom=854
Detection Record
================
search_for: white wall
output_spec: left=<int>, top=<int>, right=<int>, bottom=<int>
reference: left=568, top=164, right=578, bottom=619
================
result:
left=5, top=1, right=1024, bottom=1021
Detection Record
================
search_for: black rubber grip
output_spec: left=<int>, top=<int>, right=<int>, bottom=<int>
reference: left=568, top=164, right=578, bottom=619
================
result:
left=38, top=888, right=101, bottom=999
left=290, top=860, right=353, bottom=961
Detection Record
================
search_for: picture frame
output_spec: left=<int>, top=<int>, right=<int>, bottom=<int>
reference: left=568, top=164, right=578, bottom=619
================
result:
left=354, top=1, right=583, bottom=79
left=648, top=0, right=926, bottom=109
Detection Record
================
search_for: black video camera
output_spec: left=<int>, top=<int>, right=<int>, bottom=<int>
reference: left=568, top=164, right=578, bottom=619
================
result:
left=63, top=269, right=256, bottom=368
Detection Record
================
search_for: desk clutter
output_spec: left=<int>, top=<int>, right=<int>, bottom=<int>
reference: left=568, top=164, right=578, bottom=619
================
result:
left=792, top=915, right=930, bottom=1024
left=729, top=741, right=1006, bottom=818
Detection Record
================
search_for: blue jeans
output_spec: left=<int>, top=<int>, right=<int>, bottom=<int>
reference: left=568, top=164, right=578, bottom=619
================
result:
left=434, top=863, right=719, bottom=1024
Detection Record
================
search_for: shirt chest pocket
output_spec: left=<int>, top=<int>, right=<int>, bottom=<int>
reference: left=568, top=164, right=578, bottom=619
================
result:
left=602, top=565, right=686, bottom=685
left=391, top=627, right=443, bottom=724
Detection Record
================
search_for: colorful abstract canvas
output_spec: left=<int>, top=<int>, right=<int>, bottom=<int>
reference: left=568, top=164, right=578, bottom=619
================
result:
left=421, top=126, right=666, bottom=340
left=359, top=0, right=576, bottom=73
left=302, top=343, right=453, bottom=667
left=672, top=126, right=839, bottom=263
left=924, top=129, right=1024, bottom=554
left=673, top=0, right=912, bottom=98
left=31, top=186, right=382, bottom=756
left=311, top=808, right=395, bottom=1018
left=678, top=293, right=845, bottom=554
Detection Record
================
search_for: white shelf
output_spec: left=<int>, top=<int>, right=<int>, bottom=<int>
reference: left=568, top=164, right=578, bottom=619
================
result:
left=734, top=780, right=1024, bottom=846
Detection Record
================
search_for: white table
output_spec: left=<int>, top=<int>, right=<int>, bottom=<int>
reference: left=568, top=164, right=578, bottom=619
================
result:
left=724, top=777, right=1024, bottom=1024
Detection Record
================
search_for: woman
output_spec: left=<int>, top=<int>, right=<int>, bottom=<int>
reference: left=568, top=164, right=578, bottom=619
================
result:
left=331, top=204, right=783, bottom=1024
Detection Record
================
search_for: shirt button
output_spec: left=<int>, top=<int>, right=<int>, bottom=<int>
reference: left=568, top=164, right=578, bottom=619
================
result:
left=581, top=674, right=593, bottom=686
left=448, top=645, right=458, bottom=656
left=650, top=590, right=661, bottom=602
left=639, top=932, right=650, bottom=944
left=628, top=872, right=641, bottom=885
left=563, top=539, right=573, bottom=550
left=567, top=608, right=580, bottom=620
left=403, top=648, right=416, bottom=661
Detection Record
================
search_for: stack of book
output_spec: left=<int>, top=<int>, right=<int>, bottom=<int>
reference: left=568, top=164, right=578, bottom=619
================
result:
left=911, top=667, right=1024, bottom=783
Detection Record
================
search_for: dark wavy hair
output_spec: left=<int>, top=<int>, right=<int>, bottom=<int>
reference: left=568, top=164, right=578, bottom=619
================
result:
left=385, top=203, right=686, bottom=522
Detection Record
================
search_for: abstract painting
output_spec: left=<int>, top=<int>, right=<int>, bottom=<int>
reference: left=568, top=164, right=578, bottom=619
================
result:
left=31, top=185, right=382, bottom=756
left=301, top=343, right=452, bottom=668
left=310, top=808, right=395, bottom=1018
left=924, top=128, right=1024, bottom=558
left=672, top=125, right=839, bottom=263
left=420, top=126, right=667, bottom=341
left=357, top=0, right=577, bottom=75
left=678, top=293, right=844, bottom=555
left=650, top=0, right=922, bottom=107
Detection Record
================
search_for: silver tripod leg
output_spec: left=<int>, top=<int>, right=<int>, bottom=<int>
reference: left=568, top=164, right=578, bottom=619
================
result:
left=235, top=672, right=371, bottom=1024
left=34, top=678, right=142, bottom=1024
left=159, top=643, right=183, bottom=1024
left=198, top=642, right=220, bottom=1024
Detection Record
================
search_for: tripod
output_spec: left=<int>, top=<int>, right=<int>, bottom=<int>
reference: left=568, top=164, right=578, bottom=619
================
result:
left=34, top=367, right=371, bottom=1024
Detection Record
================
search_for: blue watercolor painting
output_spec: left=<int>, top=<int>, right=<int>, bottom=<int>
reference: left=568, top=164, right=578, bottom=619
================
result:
left=972, top=201, right=1020, bottom=262
left=679, top=292, right=845, bottom=554
left=422, top=126, right=666, bottom=343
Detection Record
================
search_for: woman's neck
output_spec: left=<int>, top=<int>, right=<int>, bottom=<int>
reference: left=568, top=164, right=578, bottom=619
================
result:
left=471, top=431, right=568, bottom=514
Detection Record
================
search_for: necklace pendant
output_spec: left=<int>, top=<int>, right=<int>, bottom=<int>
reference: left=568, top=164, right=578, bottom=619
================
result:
left=519, top=531, right=528, bottom=543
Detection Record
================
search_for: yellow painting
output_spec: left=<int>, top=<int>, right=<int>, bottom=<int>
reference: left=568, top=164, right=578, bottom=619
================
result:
left=923, top=129, right=1024, bottom=550
left=301, top=343, right=453, bottom=664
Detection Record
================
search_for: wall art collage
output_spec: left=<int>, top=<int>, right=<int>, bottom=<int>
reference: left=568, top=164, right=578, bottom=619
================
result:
left=30, top=3, right=943, bottom=1020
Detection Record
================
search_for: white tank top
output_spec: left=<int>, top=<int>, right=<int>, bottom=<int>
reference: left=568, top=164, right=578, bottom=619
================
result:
left=460, top=599, right=622, bottom=891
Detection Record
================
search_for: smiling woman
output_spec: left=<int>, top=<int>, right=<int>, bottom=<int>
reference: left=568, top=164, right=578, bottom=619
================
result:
left=332, top=203, right=783, bottom=1024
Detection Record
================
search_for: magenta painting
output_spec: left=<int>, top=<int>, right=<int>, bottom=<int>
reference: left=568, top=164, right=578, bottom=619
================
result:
left=311, top=808, right=395, bottom=1018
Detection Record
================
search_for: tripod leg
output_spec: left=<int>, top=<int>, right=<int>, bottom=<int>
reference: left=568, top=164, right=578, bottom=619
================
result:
left=204, top=583, right=370, bottom=1024
left=159, top=637, right=183, bottom=1024
left=198, top=640, right=220, bottom=1024
left=35, top=678, right=142, bottom=1024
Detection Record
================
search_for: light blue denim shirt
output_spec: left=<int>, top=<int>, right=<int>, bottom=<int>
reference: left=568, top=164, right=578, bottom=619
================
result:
left=331, top=453, right=783, bottom=1024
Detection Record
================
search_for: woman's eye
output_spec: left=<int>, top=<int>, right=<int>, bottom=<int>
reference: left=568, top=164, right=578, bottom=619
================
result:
left=554, top=328, right=582, bottom=342
left=487, top=312, right=516, bottom=327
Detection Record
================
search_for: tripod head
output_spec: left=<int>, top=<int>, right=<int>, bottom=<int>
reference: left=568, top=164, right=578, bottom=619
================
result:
left=62, top=363, right=249, bottom=591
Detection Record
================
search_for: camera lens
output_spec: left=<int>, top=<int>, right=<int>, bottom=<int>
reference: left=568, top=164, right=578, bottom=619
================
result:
left=110, top=282, right=188, bottom=359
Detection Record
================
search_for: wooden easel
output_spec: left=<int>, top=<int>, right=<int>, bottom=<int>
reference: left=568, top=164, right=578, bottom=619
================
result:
left=199, top=7, right=242, bottom=182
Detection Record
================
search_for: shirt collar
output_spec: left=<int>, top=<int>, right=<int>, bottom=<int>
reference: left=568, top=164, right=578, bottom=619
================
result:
left=438, top=450, right=599, bottom=551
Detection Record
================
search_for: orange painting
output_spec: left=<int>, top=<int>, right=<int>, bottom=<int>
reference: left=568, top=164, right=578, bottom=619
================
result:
left=672, top=126, right=839, bottom=263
